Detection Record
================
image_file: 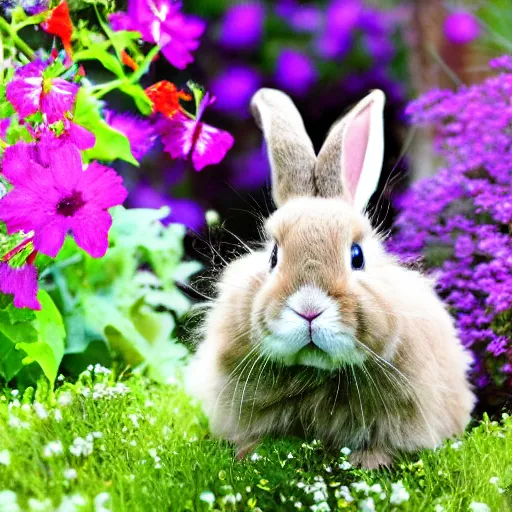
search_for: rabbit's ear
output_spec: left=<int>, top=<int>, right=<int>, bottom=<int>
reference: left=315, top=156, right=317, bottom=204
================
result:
left=314, top=90, right=385, bottom=211
left=251, top=88, right=316, bottom=207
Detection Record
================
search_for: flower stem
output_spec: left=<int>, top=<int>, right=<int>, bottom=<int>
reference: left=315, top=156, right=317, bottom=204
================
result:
left=0, top=17, right=36, bottom=61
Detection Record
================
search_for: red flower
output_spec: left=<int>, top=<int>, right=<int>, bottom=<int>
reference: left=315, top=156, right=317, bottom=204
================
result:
left=121, top=51, right=138, bottom=71
left=42, top=1, right=73, bottom=58
left=145, top=81, right=191, bottom=118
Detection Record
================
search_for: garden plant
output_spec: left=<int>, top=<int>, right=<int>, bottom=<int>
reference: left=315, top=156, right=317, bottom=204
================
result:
left=0, top=0, right=510, bottom=511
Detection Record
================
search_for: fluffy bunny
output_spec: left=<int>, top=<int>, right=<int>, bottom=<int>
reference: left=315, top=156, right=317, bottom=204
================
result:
left=186, top=88, right=475, bottom=469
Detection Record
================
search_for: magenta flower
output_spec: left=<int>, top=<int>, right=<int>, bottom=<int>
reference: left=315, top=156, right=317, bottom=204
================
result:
left=444, top=11, right=480, bottom=45
left=0, top=263, right=40, bottom=310
left=6, top=61, right=79, bottom=123
left=104, top=110, right=156, bottom=160
left=0, top=142, right=127, bottom=258
left=158, top=92, right=234, bottom=171
left=109, top=0, right=205, bottom=70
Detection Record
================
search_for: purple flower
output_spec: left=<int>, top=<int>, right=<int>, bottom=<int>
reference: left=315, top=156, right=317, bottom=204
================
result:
left=0, top=142, right=127, bottom=258
left=105, top=110, right=157, bottom=160
left=274, top=49, right=318, bottom=97
left=130, top=184, right=204, bottom=230
left=210, top=66, right=261, bottom=117
left=0, top=119, right=10, bottom=140
left=0, top=263, right=40, bottom=310
left=218, top=2, right=265, bottom=50
left=109, top=0, right=205, bottom=70
left=289, top=5, right=323, bottom=33
left=2, top=0, right=48, bottom=16
left=389, top=57, right=512, bottom=396
left=6, top=61, right=78, bottom=123
left=158, top=91, right=235, bottom=171
left=444, top=11, right=480, bottom=45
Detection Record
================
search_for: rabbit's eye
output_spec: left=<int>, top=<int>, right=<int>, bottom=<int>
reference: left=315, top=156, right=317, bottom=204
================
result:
left=351, top=243, right=364, bottom=270
left=270, top=244, right=278, bottom=270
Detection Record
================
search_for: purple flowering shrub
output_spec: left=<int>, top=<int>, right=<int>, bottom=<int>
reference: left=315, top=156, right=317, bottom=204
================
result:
left=0, top=0, right=234, bottom=385
left=388, top=57, right=512, bottom=403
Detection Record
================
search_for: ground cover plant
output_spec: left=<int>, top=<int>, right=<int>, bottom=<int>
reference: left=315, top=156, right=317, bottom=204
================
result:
left=0, top=369, right=511, bottom=512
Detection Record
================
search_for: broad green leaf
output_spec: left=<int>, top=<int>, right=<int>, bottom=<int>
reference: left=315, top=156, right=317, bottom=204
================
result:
left=74, top=89, right=138, bottom=165
left=119, top=82, right=152, bottom=115
left=18, top=290, right=65, bottom=384
left=0, top=311, right=38, bottom=344
left=0, top=86, right=14, bottom=119
left=74, top=48, right=125, bottom=78
left=64, top=309, right=107, bottom=355
left=0, top=331, right=25, bottom=382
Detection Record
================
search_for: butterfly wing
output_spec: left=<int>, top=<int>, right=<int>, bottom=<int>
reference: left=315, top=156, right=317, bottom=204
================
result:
left=191, top=122, right=234, bottom=171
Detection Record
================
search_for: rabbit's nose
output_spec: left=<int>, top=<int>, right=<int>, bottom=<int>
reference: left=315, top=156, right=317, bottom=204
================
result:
left=290, top=308, right=324, bottom=323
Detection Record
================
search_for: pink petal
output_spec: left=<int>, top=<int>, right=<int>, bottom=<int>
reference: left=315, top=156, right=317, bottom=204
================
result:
left=41, top=79, right=79, bottom=124
left=70, top=207, right=111, bottom=258
left=108, top=11, right=137, bottom=31
left=158, top=113, right=196, bottom=160
left=48, top=143, right=84, bottom=192
left=1, top=142, right=38, bottom=185
left=191, top=123, right=235, bottom=171
left=14, top=60, right=48, bottom=79
left=0, top=263, right=41, bottom=310
left=6, top=77, right=42, bottom=120
left=65, top=122, right=96, bottom=150
left=78, top=162, right=128, bottom=209
left=33, top=217, right=69, bottom=258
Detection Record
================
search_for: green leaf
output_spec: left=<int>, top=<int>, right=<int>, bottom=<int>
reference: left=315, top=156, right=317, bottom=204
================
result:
left=0, top=311, right=38, bottom=344
left=74, top=47, right=125, bottom=78
left=0, top=86, right=14, bottom=119
left=18, top=290, right=65, bottom=385
left=118, top=82, right=152, bottom=115
left=0, top=331, right=25, bottom=382
left=74, top=89, right=138, bottom=165
left=64, top=309, right=107, bottom=355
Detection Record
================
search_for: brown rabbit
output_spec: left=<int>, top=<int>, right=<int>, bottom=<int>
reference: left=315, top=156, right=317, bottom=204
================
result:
left=186, top=88, right=475, bottom=469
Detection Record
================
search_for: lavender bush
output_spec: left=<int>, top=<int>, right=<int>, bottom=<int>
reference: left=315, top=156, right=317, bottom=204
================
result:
left=388, top=56, right=512, bottom=406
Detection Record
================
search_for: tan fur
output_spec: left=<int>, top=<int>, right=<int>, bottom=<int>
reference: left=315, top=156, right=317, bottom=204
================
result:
left=186, top=90, right=475, bottom=469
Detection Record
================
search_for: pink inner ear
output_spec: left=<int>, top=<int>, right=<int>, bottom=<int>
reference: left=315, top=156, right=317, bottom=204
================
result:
left=342, top=104, right=371, bottom=202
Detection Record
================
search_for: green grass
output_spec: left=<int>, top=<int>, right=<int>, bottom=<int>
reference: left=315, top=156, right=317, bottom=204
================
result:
left=0, top=369, right=511, bottom=512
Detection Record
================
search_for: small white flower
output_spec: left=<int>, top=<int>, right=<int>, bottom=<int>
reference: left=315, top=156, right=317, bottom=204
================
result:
left=21, top=404, right=31, bottom=412
left=128, top=414, right=139, bottom=428
left=340, top=447, right=351, bottom=456
left=390, top=481, right=410, bottom=505
left=199, top=491, right=215, bottom=505
left=222, top=494, right=236, bottom=505
left=129, top=440, right=137, bottom=447
left=11, top=390, right=19, bottom=397
left=334, top=486, right=354, bottom=502
left=434, top=505, right=445, bottom=512
left=310, top=502, right=330, bottom=512
left=339, top=461, right=352, bottom=470
left=144, top=400, right=155, bottom=407
left=0, top=490, right=20, bottom=512
left=469, top=503, right=491, bottom=512
left=250, top=452, right=262, bottom=461
left=93, top=364, right=111, bottom=375
left=56, top=493, right=86, bottom=512
left=69, top=436, right=93, bottom=457
left=57, top=374, right=65, bottom=381
left=54, top=409, right=63, bottom=422
left=33, top=402, right=48, bottom=419
left=94, top=492, right=110, bottom=512
left=369, top=484, right=382, bottom=494
left=28, top=498, right=52, bottom=511
left=43, top=440, right=64, bottom=458
left=359, top=497, right=376, bottom=512
left=294, top=502, right=303, bottom=509
left=80, top=388, right=91, bottom=398
left=313, top=490, right=327, bottom=503
left=324, top=465, right=332, bottom=473
left=64, top=468, right=78, bottom=480
left=8, top=399, right=20, bottom=409
left=351, top=481, right=370, bottom=494
left=489, top=476, right=499, bottom=485
left=58, top=392, right=73, bottom=407
left=451, top=441, right=463, bottom=450
left=0, top=449, right=11, bottom=466
left=8, top=415, right=29, bottom=429
left=90, top=432, right=103, bottom=439
left=287, top=453, right=294, bottom=459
